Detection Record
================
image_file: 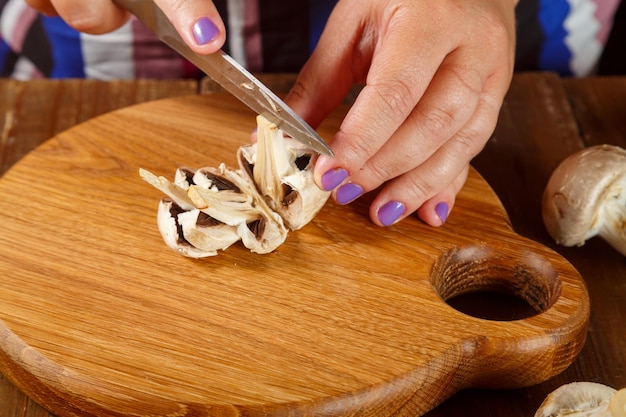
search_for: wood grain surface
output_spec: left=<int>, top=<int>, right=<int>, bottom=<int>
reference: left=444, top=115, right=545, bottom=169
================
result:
left=0, top=93, right=589, bottom=416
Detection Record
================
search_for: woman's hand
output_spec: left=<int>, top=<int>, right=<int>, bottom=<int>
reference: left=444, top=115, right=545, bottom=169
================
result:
left=285, top=0, right=518, bottom=227
left=24, top=0, right=226, bottom=53
left=26, top=0, right=518, bottom=228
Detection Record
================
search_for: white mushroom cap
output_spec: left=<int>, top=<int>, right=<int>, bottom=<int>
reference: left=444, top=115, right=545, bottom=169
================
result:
left=542, top=145, right=626, bottom=256
left=534, top=382, right=618, bottom=417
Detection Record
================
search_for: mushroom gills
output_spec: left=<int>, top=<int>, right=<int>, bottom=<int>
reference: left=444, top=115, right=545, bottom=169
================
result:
left=140, top=115, right=329, bottom=256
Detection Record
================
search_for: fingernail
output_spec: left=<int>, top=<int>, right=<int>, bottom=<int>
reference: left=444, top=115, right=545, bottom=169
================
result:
left=321, top=168, right=348, bottom=191
left=336, top=183, right=363, bottom=205
left=193, top=17, right=219, bottom=45
left=378, top=201, right=406, bottom=226
left=435, top=202, right=449, bottom=224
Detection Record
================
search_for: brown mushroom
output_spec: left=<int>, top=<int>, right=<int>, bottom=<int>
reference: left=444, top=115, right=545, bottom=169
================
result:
left=542, top=144, right=626, bottom=256
left=534, top=382, right=626, bottom=417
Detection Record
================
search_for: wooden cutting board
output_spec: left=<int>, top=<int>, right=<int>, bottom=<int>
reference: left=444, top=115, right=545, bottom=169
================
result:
left=0, top=94, right=589, bottom=417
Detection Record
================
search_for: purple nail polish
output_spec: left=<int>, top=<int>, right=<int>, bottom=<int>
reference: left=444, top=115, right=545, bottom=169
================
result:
left=321, top=168, right=348, bottom=191
left=435, top=202, right=449, bottom=223
left=378, top=201, right=406, bottom=226
left=336, top=183, right=363, bottom=205
left=193, top=17, right=219, bottom=45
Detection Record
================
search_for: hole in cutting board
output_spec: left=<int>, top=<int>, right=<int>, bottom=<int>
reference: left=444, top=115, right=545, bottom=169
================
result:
left=430, top=245, right=561, bottom=321
left=445, top=291, right=537, bottom=321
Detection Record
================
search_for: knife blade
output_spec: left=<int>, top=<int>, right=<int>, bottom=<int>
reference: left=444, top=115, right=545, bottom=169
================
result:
left=112, top=0, right=334, bottom=157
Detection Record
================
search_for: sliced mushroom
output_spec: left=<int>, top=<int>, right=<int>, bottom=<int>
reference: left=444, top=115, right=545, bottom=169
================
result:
left=238, top=115, right=330, bottom=230
left=542, top=145, right=626, bottom=256
left=156, top=199, right=217, bottom=258
left=140, top=115, right=327, bottom=257
left=187, top=166, right=287, bottom=254
left=142, top=168, right=244, bottom=257
left=178, top=209, right=241, bottom=254
left=139, top=168, right=196, bottom=211
left=534, top=382, right=626, bottom=417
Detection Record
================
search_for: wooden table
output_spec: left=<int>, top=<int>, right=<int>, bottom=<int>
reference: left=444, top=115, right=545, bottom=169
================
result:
left=0, top=72, right=624, bottom=417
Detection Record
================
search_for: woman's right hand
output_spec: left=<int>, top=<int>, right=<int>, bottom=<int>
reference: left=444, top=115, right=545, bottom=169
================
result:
left=24, top=0, right=226, bottom=54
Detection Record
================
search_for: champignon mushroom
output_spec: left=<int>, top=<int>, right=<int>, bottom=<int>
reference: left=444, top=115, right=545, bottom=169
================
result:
left=534, top=382, right=626, bottom=417
left=141, top=168, right=242, bottom=257
left=187, top=165, right=288, bottom=254
left=156, top=199, right=218, bottom=258
left=139, top=115, right=328, bottom=257
left=238, top=115, right=329, bottom=230
left=542, top=144, right=626, bottom=256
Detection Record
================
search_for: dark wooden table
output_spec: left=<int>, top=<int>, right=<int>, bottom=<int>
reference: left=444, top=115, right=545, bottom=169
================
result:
left=0, top=72, right=624, bottom=417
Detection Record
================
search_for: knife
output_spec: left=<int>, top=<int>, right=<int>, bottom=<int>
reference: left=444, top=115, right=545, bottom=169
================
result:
left=112, top=0, right=334, bottom=157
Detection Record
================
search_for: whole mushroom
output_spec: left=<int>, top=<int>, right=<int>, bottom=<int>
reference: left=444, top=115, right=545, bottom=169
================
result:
left=534, top=382, right=626, bottom=417
left=542, top=145, right=626, bottom=256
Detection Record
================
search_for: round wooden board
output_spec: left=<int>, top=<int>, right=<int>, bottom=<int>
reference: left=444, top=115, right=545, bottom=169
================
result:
left=0, top=94, right=589, bottom=417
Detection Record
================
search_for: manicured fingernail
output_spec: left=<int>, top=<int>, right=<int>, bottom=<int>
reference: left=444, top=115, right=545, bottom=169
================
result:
left=193, top=17, right=219, bottom=45
left=321, top=168, right=348, bottom=191
left=378, top=201, right=406, bottom=226
left=336, top=183, right=363, bottom=205
left=435, top=202, right=449, bottom=224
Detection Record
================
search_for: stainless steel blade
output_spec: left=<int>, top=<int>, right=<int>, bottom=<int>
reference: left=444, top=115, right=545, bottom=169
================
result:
left=113, top=0, right=334, bottom=156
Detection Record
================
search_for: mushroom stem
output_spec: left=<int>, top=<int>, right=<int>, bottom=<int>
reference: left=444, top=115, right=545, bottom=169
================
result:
left=598, top=189, right=626, bottom=256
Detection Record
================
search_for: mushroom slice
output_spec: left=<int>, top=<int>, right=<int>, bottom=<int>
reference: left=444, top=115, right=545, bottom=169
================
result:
left=174, top=167, right=196, bottom=189
left=143, top=164, right=288, bottom=256
left=139, top=168, right=196, bottom=211
left=156, top=199, right=216, bottom=258
left=542, top=145, right=626, bottom=256
left=187, top=165, right=288, bottom=254
left=178, top=209, right=240, bottom=254
left=534, top=382, right=623, bottom=417
left=238, top=115, right=330, bottom=230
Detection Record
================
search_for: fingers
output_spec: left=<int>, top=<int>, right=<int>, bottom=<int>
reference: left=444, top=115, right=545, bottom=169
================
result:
left=24, top=0, right=58, bottom=16
left=296, top=0, right=515, bottom=227
left=25, top=0, right=226, bottom=52
left=414, top=165, right=469, bottom=227
left=372, top=64, right=510, bottom=225
left=369, top=139, right=473, bottom=227
left=153, top=0, right=225, bottom=53
left=364, top=64, right=509, bottom=226
left=26, top=0, right=129, bottom=34
left=346, top=62, right=483, bottom=192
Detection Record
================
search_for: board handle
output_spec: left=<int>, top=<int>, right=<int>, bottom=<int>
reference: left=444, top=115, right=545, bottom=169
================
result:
left=429, top=240, right=590, bottom=388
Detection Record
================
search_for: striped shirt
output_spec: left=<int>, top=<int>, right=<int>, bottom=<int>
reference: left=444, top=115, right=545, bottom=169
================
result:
left=0, top=0, right=621, bottom=80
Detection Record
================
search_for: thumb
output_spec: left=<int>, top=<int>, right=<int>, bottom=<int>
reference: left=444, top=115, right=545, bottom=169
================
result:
left=154, top=0, right=226, bottom=54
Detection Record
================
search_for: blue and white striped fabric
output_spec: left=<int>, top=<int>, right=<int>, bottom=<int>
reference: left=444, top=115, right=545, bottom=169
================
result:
left=517, top=0, right=620, bottom=76
left=0, top=0, right=621, bottom=79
